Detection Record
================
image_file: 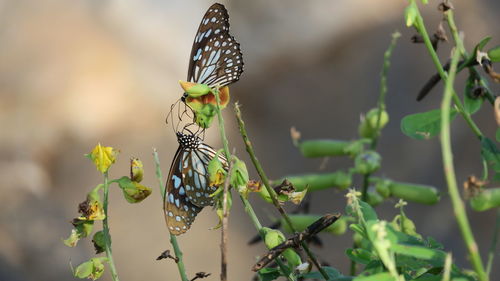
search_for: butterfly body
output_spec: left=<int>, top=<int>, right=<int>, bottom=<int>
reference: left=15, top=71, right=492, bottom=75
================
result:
left=164, top=132, right=227, bottom=235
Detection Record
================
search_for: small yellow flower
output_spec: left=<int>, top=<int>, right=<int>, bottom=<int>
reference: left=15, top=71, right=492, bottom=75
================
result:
left=87, top=144, right=119, bottom=174
left=130, top=158, right=144, bottom=183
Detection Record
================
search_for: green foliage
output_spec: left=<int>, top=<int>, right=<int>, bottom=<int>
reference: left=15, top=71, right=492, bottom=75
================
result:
left=488, top=45, right=500, bottom=62
left=463, top=74, right=483, bottom=115
left=401, top=109, right=457, bottom=140
left=470, top=188, right=500, bottom=211
left=481, top=138, right=500, bottom=182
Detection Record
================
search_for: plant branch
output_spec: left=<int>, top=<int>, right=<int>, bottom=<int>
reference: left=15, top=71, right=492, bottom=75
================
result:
left=444, top=9, right=495, bottom=104
left=372, top=31, right=401, bottom=149
left=212, top=92, right=297, bottom=281
left=252, top=214, right=341, bottom=271
left=102, top=172, right=120, bottom=281
left=234, top=103, right=330, bottom=280
left=152, top=149, right=189, bottom=281
left=414, top=10, right=483, bottom=140
left=440, top=48, right=488, bottom=281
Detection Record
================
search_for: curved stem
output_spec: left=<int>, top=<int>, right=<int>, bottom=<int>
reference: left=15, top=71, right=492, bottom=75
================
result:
left=234, top=104, right=329, bottom=280
left=440, top=48, right=488, bottom=281
left=212, top=91, right=297, bottom=281
left=102, top=172, right=120, bottom=281
left=152, top=149, right=189, bottom=281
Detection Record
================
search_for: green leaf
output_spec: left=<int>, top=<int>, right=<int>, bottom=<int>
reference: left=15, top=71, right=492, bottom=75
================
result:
left=353, top=272, right=395, bottom=281
left=257, top=268, right=281, bottom=281
left=299, top=267, right=342, bottom=279
left=481, top=138, right=500, bottom=182
left=346, top=248, right=374, bottom=264
left=359, top=201, right=378, bottom=221
left=391, top=244, right=446, bottom=266
left=463, top=74, right=483, bottom=115
left=465, top=37, right=492, bottom=66
left=488, top=45, right=500, bottom=62
left=401, top=109, right=457, bottom=140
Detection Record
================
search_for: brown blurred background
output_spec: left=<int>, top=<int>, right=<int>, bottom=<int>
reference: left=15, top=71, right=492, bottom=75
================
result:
left=1, top=0, right=499, bottom=280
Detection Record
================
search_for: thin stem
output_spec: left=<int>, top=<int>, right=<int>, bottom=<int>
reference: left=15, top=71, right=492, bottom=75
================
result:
left=414, top=11, right=483, bottom=140
left=444, top=10, right=495, bottom=105
left=440, top=48, right=488, bottom=281
left=371, top=31, right=401, bottom=149
left=102, top=172, right=120, bottom=281
left=213, top=89, right=231, bottom=281
left=220, top=157, right=234, bottom=281
left=486, top=209, right=500, bottom=275
left=152, top=149, right=189, bottom=281
left=234, top=103, right=329, bottom=280
left=212, top=92, right=297, bottom=281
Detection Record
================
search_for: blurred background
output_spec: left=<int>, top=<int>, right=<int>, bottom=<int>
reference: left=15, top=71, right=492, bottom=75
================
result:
left=1, top=0, right=499, bottom=280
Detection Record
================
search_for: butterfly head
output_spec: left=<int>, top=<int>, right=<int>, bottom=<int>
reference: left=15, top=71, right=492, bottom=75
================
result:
left=176, top=132, right=201, bottom=149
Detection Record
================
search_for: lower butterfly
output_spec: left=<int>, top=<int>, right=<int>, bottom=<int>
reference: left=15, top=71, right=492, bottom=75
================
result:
left=164, top=131, right=227, bottom=235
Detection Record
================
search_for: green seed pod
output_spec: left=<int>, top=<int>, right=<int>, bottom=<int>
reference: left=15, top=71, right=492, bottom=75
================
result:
left=388, top=181, right=440, bottom=205
left=470, top=188, right=500, bottom=211
left=299, top=139, right=351, bottom=158
left=366, top=190, right=384, bottom=206
left=275, top=171, right=352, bottom=192
left=359, top=108, right=390, bottom=139
left=372, top=177, right=392, bottom=198
left=354, top=151, right=381, bottom=175
left=263, top=227, right=285, bottom=248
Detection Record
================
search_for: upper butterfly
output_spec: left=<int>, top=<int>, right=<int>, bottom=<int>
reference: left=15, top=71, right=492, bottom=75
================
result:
left=179, top=3, right=244, bottom=128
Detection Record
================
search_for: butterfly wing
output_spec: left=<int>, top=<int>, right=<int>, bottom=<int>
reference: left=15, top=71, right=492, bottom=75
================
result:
left=187, top=3, right=244, bottom=88
left=164, top=147, right=203, bottom=235
left=183, top=143, right=228, bottom=207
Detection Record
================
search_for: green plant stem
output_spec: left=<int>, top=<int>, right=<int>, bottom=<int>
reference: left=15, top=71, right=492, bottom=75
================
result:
left=152, top=149, right=189, bottom=281
left=414, top=11, right=483, bottom=140
left=213, top=89, right=232, bottom=281
left=440, top=48, right=488, bottom=281
left=212, top=92, right=296, bottom=281
left=234, top=103, right=330, bottom=280
left=372, top=31, right=401, bottom=149
left=486, top=209, right=500, bottom=275
left=444, top=10, right=495, bottom=105
left=102, top=172, right=120, bottom=281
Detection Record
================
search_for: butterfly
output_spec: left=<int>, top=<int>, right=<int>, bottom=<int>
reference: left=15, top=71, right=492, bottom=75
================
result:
left=180, top=3, right=244, bottom=113
left=164, top=131, right=228, bottom=235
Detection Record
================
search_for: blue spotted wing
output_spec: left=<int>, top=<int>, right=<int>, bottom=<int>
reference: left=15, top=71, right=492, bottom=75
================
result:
left=164, top=132, right=228, bottom=235
left=187, top=3, right=243, bottom=88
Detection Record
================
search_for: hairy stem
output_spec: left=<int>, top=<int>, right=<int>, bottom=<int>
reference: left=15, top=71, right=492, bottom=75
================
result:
left=102, top=172, right=120, bottom=281
left=234, top=103, right=329, bottom=280
left=152, top=149, right=189, bottom=281
left=440, top=48, right=488, bottom=281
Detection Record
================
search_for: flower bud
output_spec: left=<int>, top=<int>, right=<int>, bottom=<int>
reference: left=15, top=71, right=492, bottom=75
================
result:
left=86, top=144, right=119, bottom=174
left=117, top=176, right=152, bottom=203
left=354, top=151, right=381, bottom=175
left=130, top=158, right=144, bottom=183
